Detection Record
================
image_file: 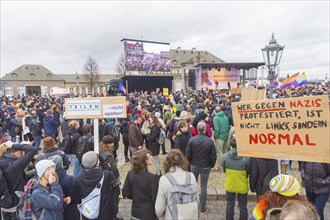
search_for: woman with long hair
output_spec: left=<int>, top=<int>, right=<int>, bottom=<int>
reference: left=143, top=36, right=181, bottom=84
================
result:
left=122, top=149, right=158, bottom=220
left=155, top=149, right=198, bottom=219
left=144, top=115, right=162, bottom=178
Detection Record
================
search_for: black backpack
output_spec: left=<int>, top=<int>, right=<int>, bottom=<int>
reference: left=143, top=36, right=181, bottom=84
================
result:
left=0, top=169, right=13, bottom=208
left=61, top=134, right=73, bottom=154
left=103, top=124, right=120, bottom=142
left=76, top=135, right=94, bottom=163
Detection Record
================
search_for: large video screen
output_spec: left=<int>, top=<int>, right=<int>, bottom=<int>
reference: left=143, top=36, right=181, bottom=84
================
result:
left=123, top=39, right=170, bottom=72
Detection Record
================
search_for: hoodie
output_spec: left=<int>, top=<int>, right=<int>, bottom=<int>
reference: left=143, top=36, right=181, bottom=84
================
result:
left=43, top=115, right=58, bottom=136
left=221, top=147, right=250, bottom=194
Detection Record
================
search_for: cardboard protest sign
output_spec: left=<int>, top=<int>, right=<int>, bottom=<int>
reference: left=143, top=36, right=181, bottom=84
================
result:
left=240, top=88, right=266, bottom=101
left=65, top=96, right=127, bottom=119
left=232, top=96, right=330, bottom=163
left=163, top=88, right=169, bottom=96
left=230, top=87, right=242, bottom=94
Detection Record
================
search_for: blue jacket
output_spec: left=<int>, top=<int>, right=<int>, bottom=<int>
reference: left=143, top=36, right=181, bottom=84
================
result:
left=8, top=116, right=19, bottom=136
left=43, top=116, right=58, bottom=136
left=31, top=182, right=64, bottom=220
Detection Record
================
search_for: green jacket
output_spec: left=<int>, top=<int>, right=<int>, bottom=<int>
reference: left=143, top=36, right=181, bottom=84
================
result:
left=221, top=148, right=250, bottom=194
left=212, top=111, right=229, bottom=140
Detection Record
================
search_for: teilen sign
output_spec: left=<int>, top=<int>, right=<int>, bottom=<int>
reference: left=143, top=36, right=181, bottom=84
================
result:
left=64, top=96, right=126, bottom=153
left=232, top=96, right=329, bottom=163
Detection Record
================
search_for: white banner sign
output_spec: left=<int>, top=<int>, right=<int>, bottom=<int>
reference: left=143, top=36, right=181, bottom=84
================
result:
left=103, top=104, right=125, bottom=118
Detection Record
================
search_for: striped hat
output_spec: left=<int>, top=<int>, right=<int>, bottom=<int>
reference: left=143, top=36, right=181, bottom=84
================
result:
left=269, top=174, right=300, bottom=197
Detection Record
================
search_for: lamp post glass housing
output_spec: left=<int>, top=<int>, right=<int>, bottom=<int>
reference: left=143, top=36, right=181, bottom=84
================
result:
left=261, top=33, right=284, bottom=99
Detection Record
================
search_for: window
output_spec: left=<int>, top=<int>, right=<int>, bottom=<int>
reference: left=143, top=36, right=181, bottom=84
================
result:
left=69, top=88, right=74, bottom=93
left=47, top=73, right=52, bottom=77
left=18, top=86, right=25, bottom=95
left=30, top=73, right=35, bottom=77
left=5, top=86, right=13, bottom=96
left=12, top=73, right=17, bottom=77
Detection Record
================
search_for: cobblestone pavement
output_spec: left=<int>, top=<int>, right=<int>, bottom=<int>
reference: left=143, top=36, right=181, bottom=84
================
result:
left=118, top=198, right=330, bottom=220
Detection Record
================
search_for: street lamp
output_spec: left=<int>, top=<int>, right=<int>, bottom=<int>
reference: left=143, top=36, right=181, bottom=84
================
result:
left=261, top=33, right=284, bottom=99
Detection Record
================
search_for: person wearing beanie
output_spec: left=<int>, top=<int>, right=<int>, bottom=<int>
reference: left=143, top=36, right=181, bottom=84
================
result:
left=36, top=136, right=70, bottom=170
left=48, top=155, right=80, bottom=220
left=31, top=159, right=64, bottom=220
left=75, top=151, right=119, bottom=220
left=250, top=174, right=307, bottom=220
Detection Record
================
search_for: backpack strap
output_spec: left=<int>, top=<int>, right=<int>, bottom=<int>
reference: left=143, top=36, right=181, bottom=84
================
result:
left=184, top=172, right=191, bottom=185
left=165, top=173, right=179, bottom=186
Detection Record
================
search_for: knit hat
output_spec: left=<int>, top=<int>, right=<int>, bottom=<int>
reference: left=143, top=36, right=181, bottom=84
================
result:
left=43, top=137, right=56, bottom=150
left=36, top=159, right=55, bottom=178
left=82, top=151, right=98, bottom=169
left=48, top=155, right=63, bottom=169
left=269, top=174, right=300, bottom=196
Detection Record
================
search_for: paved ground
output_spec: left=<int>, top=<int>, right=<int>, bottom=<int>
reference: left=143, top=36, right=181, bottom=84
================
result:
left=117, top=198, right=330, bottom=220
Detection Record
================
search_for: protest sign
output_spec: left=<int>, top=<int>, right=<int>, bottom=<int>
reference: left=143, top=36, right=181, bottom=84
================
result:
left=65, top=96, right=126, bottom=119
left=240, top=88, right=266, bottom=101
left=232, top=96, right=330, bottom=163
left=163, top=88, right=169, bottom=96
left=230, top=87, right=242, bottom=94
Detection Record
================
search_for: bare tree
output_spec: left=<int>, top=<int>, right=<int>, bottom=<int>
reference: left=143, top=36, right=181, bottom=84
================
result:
left=83, top=56, right=100, bottom=95
left=116, top=54, right=125, bottom=76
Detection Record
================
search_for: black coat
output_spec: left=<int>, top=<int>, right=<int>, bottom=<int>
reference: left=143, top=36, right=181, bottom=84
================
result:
left=57, top=168, right=80, bottom=220
left=185, top=133, right=216, bottom=168
left=75, top=167, right=117, bottom=220
left=174, top=131, right=191, bottom=155
left=122, top=170, right=158, bottom=220
left=65, top=128, right=81, bottom=154
left=249, top=158, right=278, bottom=196
left=145, top=126, right=161, bottom=156
left=0, top=144, right=38, bottom=208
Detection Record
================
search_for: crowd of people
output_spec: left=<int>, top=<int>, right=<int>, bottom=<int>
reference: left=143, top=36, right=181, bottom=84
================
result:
left=0, top=81, right=329, bottom=220
left=125, top=55, right=170, bottom=72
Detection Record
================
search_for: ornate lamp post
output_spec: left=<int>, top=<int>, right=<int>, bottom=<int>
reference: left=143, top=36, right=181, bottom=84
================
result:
left=261, top=33, right=284, bottom=99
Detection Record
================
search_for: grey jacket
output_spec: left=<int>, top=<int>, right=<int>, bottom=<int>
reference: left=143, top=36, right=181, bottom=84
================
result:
left=301, top=162, right=330, bottom=195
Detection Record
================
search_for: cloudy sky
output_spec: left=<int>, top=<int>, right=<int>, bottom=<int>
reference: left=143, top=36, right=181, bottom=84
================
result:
left=1, top=1, right=329, bottom=80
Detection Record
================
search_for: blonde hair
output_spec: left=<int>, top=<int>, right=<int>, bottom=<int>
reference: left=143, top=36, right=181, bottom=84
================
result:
left=68, top=120, right=79, bottom=129
left=38, top=172, right=59, bottom=189
left=280, top=200, right=320, bottom=220
left=0, top=143, right=9, bottom=157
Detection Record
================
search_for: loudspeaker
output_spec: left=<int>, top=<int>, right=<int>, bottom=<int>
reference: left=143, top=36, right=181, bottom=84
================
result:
left=188, top=70, right=196, bottom=89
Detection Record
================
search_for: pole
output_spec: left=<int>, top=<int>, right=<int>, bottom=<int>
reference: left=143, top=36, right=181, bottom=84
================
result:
left=93, top=119, right=99, bottom=153
left=268, top=67, right=275, bottom=99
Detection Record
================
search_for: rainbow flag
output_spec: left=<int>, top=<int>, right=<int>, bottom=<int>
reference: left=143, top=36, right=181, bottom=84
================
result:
left=279, top=72, right=299, bottom=89
left=250, top=196, right=266, bottom=220
left=118, top=82, right=127, bottom=95
left=294, top=72, right=307, bottom=87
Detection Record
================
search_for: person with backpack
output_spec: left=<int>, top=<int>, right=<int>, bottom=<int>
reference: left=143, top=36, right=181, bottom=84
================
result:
left=221, top=135, right=250, bottom=220
left=36, top=136, right=70, bottom=170
left=62, top=120, right=81, bottom=177
left=76, top=124, right=94, bottom=164
left=0, top=140, right=38, bottom=219
left=155, top=149, right=199, bottom=220
left=48, top=155, right=80, bottom=220
left=120, top=116, right=131, bottom=162
left=122, top=149, right=158, bottom=220
left=75, top=151, right=118, bottom=220
left=102, top=119, right=120, bottom=160
left=185, top=121, right=217, bottom=214
left=154, top=112, right=167, bottom=155
left=31, top=159, right=64, bottom=220
left=6, top=112, right=19, bottom=143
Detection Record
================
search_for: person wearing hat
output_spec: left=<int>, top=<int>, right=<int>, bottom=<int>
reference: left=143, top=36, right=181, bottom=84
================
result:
left=43, top=110, right=58, bottom=139
left=31, top=159, right=64, bottom=220
left=48, top=155, right=80, bottom=220
left=75, top=151, right=119, bottom=220
left=36, top=136, right=70, bottom=170
left=250, top=174, right=307, bottom=220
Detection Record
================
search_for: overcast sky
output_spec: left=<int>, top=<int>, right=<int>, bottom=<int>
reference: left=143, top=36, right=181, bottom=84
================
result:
left=1, top=1, right=329, bottom=79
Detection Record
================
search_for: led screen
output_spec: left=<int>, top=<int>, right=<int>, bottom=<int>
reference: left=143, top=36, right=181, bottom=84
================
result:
left=123, top=40, right=170, bottom=72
